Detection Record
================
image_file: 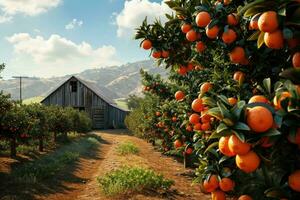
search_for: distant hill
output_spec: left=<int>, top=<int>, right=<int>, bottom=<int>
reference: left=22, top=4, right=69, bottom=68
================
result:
left=0, top=60, right=167, bottom=101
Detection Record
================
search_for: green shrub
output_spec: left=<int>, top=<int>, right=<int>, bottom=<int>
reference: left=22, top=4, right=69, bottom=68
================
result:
left=116, top=141, right=139, bottom=155
left=97, top=166, right=174, bottom=197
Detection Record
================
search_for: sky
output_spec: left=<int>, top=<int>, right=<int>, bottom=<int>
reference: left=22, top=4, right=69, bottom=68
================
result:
left=0, top=0, right=173, bottom=79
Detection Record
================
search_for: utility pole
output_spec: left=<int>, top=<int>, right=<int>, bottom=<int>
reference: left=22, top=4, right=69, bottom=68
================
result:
left=12, top=76, right=29, bottom=104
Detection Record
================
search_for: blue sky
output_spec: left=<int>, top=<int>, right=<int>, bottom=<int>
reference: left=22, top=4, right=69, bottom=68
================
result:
left=0, top=0, right=171, bottom=79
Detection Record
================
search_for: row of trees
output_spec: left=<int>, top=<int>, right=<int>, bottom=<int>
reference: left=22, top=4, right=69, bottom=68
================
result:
left=127, top=0, right=300, bottom=199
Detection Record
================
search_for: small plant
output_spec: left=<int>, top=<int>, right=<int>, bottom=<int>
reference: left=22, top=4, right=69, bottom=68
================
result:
left=97, top=166, right=174, bottom=197
left=116, top=141, right=139, bottom=155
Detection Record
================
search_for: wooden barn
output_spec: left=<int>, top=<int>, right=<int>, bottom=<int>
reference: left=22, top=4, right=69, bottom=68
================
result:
left=41, top=76, right=129, bottom=129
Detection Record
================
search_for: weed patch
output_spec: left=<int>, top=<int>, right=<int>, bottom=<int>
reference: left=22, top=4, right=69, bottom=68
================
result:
left=116, top=141, right=139, bottom=155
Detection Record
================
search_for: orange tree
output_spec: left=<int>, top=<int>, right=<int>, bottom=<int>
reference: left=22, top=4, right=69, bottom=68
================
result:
left=132, top=0, right=300, bottom=199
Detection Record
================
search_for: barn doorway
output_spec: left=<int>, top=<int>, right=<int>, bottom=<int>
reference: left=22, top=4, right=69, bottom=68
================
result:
left=92, top=108, right=105, bottom=129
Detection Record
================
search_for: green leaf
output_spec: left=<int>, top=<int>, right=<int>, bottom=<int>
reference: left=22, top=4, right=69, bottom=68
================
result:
left=283, top=28, right=293, bottom=40
left=263, top=78, right=271, bottom=95
left=217, top=102, right=232, bottom=119
left=278, top=7, right=286, bottom=16
left=233, top=122, right=250, bottom=131
left=232, top=130, right=245, bottom=142
left=260, top=128, right=282, bottom=137
left=247, top=30, right=260, bottom=41
left=204, top=142, right=219, bottom=154
left=257, top=31, right=265, bottom=49
left=217, top=123, right=229, bottom=133
left=207, top=107, right=222, bottom=120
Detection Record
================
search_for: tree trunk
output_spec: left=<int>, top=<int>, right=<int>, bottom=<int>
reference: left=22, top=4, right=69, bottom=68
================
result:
left=39, top=137, right=44, bottom=152
left=10, top=137, right=16, bottom=158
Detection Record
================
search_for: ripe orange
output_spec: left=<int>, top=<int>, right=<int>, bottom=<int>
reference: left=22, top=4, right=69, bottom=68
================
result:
left=219, top=136, right=236, bottom=157
left=175, top=91, right=185, bottom=101
left=156, top=111, right=161, bottom=117
left=200, top=82, right=212, bottom=93
left=186, top=30, right=198, bottom=42
left=201, top=114, right=211, bottom=123
left=248, top=95, right=269, bottom=104
left=264, top=30, right=284, bottom=49
left=223, top=0, right=231, bottom=5
left=186, top=147, right=193, bottom=155
left=233, top=71, right=245, bottom=82
left=229, top=46, right=245, bottom=64
left=201, top=122, right=211, bottom=131
left=172, top=116, right=177, bottom=122
left=177, top=66, right=187, bottom=76
left=194, top=123, right=202, bottom=131
left=222, top=29, right=237, bottom=44
left=238, top=195, right=253, bottom=200
left=174, top=139, right=183, bottom=148
left=288, top=170, right=300, bottom=192
left=211, top=190, right=226, bottom=200
left=196, top=41, right=206, bottom=52
left=181, top=23, right=192, bottom=33
left=152, top=51, right=161, bottom=59
left=196, top=11, right=211, bottom=27
left=162, top=50, right=169, bottom=58
left=236, top=151, right=261, bottom=173
left=206, top=25, right=219, bottom=39
left=203, top=175, right=219, bottom=192
left=228, top=97, right=237, bottom=105
left=192, top=98, right=204, bottom=112
left=240, top=57, right=250, bottom=65
left=260, top=136, right=274, bottom=148
left=273, top=91, right=291, bottom=110
left=228, top=135, right=251, bottom=155
left=227, top=13, right=238, bottom=26
left=141, top=39, right=152, bottom=50
left=219, top=177, right=235, bottom=192
left=186, top=125, right=193, bottom=132
left=258, top=11, right=279, bottom=33
left=187, top=63, right=194, bottom=71
left=189, top=113, right=200, bottom=125
left=247, top=106, right=273, bottom=133
left=249, top=13, right=260, bottom=30
left=292, top=52, right=300, bottom=68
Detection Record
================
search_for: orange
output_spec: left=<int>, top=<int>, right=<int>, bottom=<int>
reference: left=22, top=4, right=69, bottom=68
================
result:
left=246, top=106, right=273, bottom=133
left=187, top=63, right=194, bottom=71
left=200, top=82, right=212, bottom=93
left=201, top=122, right=211, bottom=131
left=186, top=125, right=193, bottom=132
left=222, top=29, right=237, bottom=44
left=206, top=25, right=219, bottom=39
left=228, top=97, right=237, bottom=105
left=203, top=175, right=219, bottom=192
left=273, top=91, right=291, bottom=110
left=292, top=52, right=300, bottom=68
left=260, top=137, right=274, bottom=148
left=229, top=46, right=245, bottom=64
left=186, top=147, right=193, bottom=155
left=192, top=98, right=204, bottom=112
left=219, top=136, right=236, bottom=157
left=175, top=91, right=185, bottom=101
left=189, top=113, right=200, bottom=125
left=181, top=23, right=192, bottom=33
left=289, top=170, right=300, bottom=192
left=196, top=41, right=206, bottom=53
left=194, top=123, right=202, bottom=131
left=177, top=66, right=187, bottom=76
left=141, top=39, right=152, bottom=50
left=172, top=116, right=177, bottom=122
left=162, top=50, right=169, bottom=58
left=228, top=135, right=251, bottom=155
left=240, top=57, right=250, bottom=65
left=211, top=190, right=226, bottom=200
left=233, top=71, right=245, bottom=82
left=248, top=95, right=269, bottom=104
left=174, top=140, right=183, bottom=148
left=223, top=0, right=231, bottom=5
left=238, top=195, right=253, bottom=200
left=264, top=30, right=284, bottom=49
left=156, top=111, right=161, bottom=117
left=219, top=177, right=235, bottom=192
left=236, top=151, right=261, bottom=173
left=227, top=13, right=238, bottom=26
left=186, top=30, right=198, bottom=42
left=152, top=51, right=161, bottom=59
left=201, top=114, right=211, bottom=123
left=249, top=13, right=260, bottom=30
left=258, top=11, right=279, bottom=33
left=196, top=11, right=211, bottom=27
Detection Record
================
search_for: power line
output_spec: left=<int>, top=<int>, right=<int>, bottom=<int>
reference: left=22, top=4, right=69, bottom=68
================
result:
left=12, top=76, right=29, bottom=104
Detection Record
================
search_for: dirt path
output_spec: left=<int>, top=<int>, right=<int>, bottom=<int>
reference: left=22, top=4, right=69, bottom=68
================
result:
left=36, top=130, right=209, bottom=200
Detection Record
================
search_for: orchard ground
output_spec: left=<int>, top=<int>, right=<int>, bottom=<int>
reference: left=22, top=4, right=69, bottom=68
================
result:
left=0, top=130, right=209, bottom=200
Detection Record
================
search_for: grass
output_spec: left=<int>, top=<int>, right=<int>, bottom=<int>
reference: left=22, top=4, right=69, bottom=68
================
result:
left=114, top=98, right=129, bottom=110
left=116, top=141, right=139, bottom=155
left=23, top=96, right=44, bottom=105
left=97, top=166, right=174, bottom=197
left=12, top=136, right=100, bottom=183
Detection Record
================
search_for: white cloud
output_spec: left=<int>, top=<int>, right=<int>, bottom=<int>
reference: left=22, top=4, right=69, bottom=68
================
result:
left=0, top=13, right=11, bottom=23
left=6, top=33, right=121, bottom=77
left=65, top=18, right=83, bottom=30
left=115, top=0, right=173, bottom=37
left=0, top=0, right=61, bottom=23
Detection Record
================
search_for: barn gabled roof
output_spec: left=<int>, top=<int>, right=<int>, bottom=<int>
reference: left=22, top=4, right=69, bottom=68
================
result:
left=41, top=76, right=129, bottom=112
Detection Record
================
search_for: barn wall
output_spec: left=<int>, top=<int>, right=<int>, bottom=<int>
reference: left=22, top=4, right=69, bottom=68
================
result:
left=108, top=105, right=128, bottom=128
